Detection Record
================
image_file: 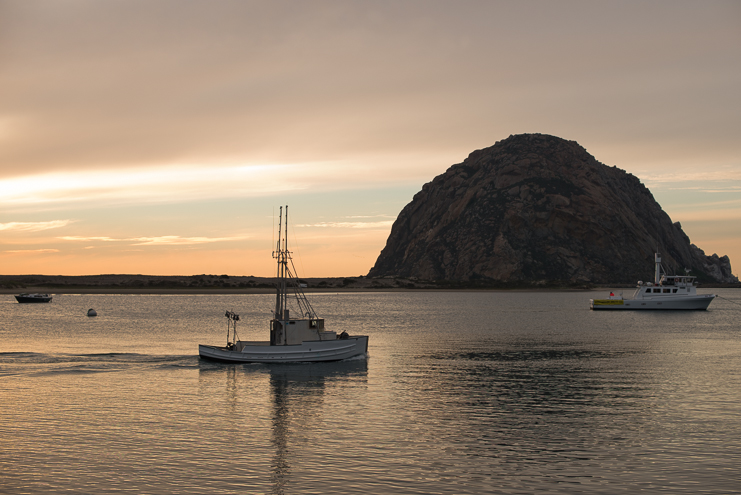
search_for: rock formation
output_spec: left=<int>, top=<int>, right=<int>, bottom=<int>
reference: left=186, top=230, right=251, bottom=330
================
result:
left=368, top=134, right=737, bottom=284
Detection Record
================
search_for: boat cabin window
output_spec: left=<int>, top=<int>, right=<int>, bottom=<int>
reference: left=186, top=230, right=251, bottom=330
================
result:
left=672, top=289, right=678, bottom=293
left=653, top=288, right=661, bottom=293
left=645, top=288, right=651, bottom=293
left=310, top=320, right=317, bottom=328
left=663, top=288, right=670, bottom=293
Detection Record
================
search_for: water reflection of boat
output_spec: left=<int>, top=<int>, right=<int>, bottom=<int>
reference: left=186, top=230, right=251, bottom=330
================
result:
left=268, top=361, right=367, bottom=494
left=590, top=253, right=716, bottom=310
left=15, top=293, right=53, bottom=303
left=199, top=206, right=369, bottom=363
left=198, top=360, right=368, bottom=495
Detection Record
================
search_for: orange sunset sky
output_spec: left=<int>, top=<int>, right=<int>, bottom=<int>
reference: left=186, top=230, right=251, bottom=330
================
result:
left=1, top=1, right=740, bottom=277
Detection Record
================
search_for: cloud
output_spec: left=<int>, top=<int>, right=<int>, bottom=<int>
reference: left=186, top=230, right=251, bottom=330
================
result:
left=0, top=157, right=435, bottom=212
left=0, top=220, right=71, bottom=232
left=130, top=236, right=248, bottom=246
left=58, top=236, right=118, bottom=242
left=641, top=171, right=741, bottom=184
left=342, top=214, right=396, bottom=219
left=5, top=249, right=60, bottom=254
left=0, top=164, right=302, bottom=209
left=59, top=234, right=249, bottom=245
left=297, top=221, right=394, bottom=229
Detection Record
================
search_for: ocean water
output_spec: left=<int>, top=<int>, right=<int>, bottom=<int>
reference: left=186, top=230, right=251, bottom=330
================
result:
left=1, top=290, right=740, bottom=494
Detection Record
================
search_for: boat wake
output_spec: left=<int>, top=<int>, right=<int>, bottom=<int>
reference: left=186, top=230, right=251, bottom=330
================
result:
left=0, top=352, right=199, bottom=377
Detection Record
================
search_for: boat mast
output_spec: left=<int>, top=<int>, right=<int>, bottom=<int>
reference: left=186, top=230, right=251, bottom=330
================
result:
left=654, top=253, right=661, bottom=285
left=283, top=205, right=289, bottom=318
left=274, top=206, right=286, bottom=321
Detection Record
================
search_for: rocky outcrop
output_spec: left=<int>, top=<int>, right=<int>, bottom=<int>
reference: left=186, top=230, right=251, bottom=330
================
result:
left=368, top=134, right=737, bottom=284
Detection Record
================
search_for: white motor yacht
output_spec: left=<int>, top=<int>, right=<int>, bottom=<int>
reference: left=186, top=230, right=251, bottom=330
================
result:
left=591, top=253, right=715, bottom=310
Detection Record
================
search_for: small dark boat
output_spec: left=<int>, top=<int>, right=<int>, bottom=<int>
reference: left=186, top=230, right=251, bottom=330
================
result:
left=15, top=293, right=53, bottom=303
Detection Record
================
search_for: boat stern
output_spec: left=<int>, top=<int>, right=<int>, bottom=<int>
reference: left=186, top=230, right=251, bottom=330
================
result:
left=590, top=298, right=625, bottom=310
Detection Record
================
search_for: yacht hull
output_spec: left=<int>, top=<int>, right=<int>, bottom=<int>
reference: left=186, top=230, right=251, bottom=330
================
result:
left=199, top=336, right=369, bottom=363
left=591, top=294, right=715, bottom=310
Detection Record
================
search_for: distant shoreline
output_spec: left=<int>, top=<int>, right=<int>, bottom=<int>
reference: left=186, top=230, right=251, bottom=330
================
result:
left=0, top=287, right=403, bottom=295
left=0, top=287, right=609, bottom=295
left=1, top=274, right=736, bottom=295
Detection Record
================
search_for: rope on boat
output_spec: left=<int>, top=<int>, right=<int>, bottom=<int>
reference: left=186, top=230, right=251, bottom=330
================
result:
left=716, top=295, right=741, bottom=307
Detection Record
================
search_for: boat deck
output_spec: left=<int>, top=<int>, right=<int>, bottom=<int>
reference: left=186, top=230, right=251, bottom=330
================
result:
left=205, top=341, right=271, bottom=352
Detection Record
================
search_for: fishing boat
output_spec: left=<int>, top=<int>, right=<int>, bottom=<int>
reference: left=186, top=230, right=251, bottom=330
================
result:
left=590, top=253, right=715, bottom=310
left=15, top=293, right=53, bottom=303
left=199, top=206, right=369, bottom=363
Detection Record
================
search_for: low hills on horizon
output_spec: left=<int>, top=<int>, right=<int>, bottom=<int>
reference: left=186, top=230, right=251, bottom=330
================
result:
left=1, top=272, right=738, bottom=292
left=0, top=273, right=596, bottom=292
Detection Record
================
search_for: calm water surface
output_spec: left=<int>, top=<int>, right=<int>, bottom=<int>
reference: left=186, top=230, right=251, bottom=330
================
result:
left=1, top=290, right=740, bottom=494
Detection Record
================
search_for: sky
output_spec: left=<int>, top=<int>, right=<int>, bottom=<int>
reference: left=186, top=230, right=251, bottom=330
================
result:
left=1, top=0, right=739, bottom=278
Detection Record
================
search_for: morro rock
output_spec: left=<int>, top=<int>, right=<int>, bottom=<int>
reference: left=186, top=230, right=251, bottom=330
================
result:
left=368, top=134, right=736, bottom=284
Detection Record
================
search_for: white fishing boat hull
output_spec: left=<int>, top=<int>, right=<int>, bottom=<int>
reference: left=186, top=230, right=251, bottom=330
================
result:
left=199, top=336, right=369, bottom=363
left=591, top=294, right=715, bottom=310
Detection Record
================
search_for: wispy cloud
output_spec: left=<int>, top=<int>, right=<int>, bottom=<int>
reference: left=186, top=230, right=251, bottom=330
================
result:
left=342, top=214, right=397, bottom=219
left=58, top=236, right=118, bottom=242
left=0, top=156, right=434, bottom=212
left=0, top=220, right=71, bottom=232
left=5, top=248, right=60, bottom=254
left=59, top=235, right=249, bottom=245
left=130, top=236, right=248, bottom=246
left=297, top=221, right=394, bottom=229
left=641, top=171, right=741, bottom=184
left=0, top=164, right=301, bottom=209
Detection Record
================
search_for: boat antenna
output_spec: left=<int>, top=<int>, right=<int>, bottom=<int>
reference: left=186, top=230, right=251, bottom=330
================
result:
left=272, top=206, right=275, bottom=254
left=654, top=252, right=662, bottom=286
